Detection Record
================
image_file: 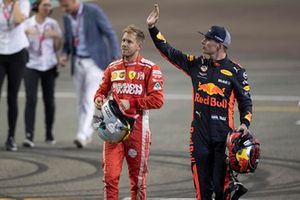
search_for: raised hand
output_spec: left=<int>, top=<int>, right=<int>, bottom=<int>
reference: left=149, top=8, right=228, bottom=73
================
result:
left=146, top=4, right=159, bottom=28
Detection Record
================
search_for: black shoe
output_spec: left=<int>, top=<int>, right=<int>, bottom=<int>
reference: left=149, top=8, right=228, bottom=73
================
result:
left=6, top=137, right=18, bottom=151
left=46, top=134, right=56, bottom=145
left=23, top=138, right=35, bottom=148
left=45, top=138, right=56, bottom=145
left=231, top=182, right=248, bottom=200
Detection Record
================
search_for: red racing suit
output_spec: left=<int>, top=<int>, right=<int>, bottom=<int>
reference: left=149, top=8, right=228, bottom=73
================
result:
left=94, top=55, right=164, bottom=200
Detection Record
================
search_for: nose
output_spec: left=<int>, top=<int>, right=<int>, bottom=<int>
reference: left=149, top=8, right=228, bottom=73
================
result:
left=122, top=41, right=127, bottom=47
left=201, top=38, right=206, bottom=45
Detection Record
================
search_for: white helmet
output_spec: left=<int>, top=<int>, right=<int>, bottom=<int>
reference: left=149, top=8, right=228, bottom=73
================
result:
left=93, top=99, right=136, bottom=143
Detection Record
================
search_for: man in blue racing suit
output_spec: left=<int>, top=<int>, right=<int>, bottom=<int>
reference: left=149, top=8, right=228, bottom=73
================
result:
left=147, top=4, right=253, bottom=200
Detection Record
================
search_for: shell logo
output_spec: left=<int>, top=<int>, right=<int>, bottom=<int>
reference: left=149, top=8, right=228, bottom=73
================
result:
left=243, top=85, right=250, bottom=91
left=220, top=69, right=233, bottom=76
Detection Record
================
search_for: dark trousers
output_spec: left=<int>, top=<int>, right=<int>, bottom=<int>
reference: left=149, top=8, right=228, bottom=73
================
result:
left=0, top=49, right=27, bottom=138
left=24, top=67, right=57, bottom=140
left=190, top=129, right=227, bottom=200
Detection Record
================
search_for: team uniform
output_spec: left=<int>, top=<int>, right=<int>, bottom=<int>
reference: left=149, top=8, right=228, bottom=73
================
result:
left=94, top=55, right=164, bottom=200
left=149, top=26, right=252, bottom=200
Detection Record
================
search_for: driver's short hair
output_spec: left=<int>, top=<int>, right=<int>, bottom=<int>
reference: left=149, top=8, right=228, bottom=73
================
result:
left=123, top=24, right=145, bottom=43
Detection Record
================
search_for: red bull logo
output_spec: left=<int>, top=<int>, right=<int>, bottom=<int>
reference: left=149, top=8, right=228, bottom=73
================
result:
left=198, top=82, right=225, bottom=97
left=194, top=93, right=227, bottom=108
left=236, top=148, right=249, bottom=172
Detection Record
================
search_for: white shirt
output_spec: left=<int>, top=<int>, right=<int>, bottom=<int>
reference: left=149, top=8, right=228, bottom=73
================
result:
left=24, top=16, right=62, bottom=71
left=0, top=0, right=30, bottom=55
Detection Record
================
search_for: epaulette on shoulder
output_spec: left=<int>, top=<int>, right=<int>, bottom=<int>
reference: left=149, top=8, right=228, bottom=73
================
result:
left=140, top=58, right=155, bottom=68
left=108, top=59, right=122, bottom=68
left=231, top=60, right=244, bottom=69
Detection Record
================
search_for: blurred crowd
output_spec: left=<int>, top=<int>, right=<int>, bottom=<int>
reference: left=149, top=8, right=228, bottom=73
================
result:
left=0, top=0, right=119, bottom=151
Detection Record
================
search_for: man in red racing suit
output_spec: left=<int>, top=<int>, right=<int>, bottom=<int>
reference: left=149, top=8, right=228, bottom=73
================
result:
left=94, top=24, right=164, bottom=200
left=147, top=5, right=252, bottom=200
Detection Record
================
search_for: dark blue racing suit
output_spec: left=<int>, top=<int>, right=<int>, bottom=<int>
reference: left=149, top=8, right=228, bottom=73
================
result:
left=149, top=26, right=253, bottom=200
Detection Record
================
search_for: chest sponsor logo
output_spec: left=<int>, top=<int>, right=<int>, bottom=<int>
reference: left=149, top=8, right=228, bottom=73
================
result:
left=195, top=93, right=228, bottom=108
left=128, top=71, right=136, bottom=80
left=220, top=69, right=233, bottom=77
left=197, top=72, right=207, bottom=79
left=211, top=115, right=227, bottom=121
left=112, top=83, right=143, bottom=95
left=200, top=65, right=208, bottom=72
left=218, top=79, right=230, bottom=85
left=111, top=70, right=125, bottom=81
left=198, top=82, right=225, bottom=97
left=137, top=72, right=145, bottom=80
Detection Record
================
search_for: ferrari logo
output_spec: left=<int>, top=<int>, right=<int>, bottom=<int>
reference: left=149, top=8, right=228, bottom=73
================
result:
left=128, top=71, right=136, bottom=80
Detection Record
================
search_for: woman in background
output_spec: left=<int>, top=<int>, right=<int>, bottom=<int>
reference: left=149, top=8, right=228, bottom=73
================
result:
left=22, top=0, right=62, bottom=148
left=0, top=0, right=30, bottom=151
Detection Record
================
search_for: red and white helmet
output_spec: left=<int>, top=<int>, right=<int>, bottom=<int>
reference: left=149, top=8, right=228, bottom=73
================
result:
left=227, top=130, right=260, bottom=173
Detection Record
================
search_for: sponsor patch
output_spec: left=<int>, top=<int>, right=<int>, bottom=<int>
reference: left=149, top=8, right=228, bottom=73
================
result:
left=152, top=70, right=162, bottom=78
left=218, top=78, right=230, bottom=85
left=220, top=69, right=232, bottom=77
left=137, top=72, right=145, bottom=80
left=111, top=70, right=126, bottom=81
left=200, top=65, right=208, bottom=72
left=187, top=54, right=195, bottom=62
left=242, top=80, right=248, bottom=85
left=128, top=71, right=136, bottom=80
left=219, top=116, right=227, bottom=121
left=112, top=83, right=143, bottom=95
left=156, top=32, right=166, bottom=42
left=233, top=66, right=240, bottom=73
left=244, top=112, right=252, bottom=122
left=243, top=85, right=250, bottom=91
left=128, top=148, right=137, bottom=158
left=243, top=72, right=248, bottom=79
left=153, top=82, right=162, bottom=90
left=198, top=82, right=225, bottom=97
left=211, top=115, right=219, bottom=120
left=153, top=70, right=162, bottom=75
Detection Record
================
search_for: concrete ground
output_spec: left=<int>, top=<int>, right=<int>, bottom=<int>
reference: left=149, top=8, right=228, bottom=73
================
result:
left=1, top=0, right=300, bottom=199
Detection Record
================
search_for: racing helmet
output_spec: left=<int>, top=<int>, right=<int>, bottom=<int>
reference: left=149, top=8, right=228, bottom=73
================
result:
left=227, top=130, right=260, bottom=173
left=93, top=99, right=135, bottom=143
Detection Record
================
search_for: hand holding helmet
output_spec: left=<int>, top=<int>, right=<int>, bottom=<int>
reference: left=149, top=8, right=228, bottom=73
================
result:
left=93, top=91, right=138, bottom=143
left=226, top=130, right=260, bottom=174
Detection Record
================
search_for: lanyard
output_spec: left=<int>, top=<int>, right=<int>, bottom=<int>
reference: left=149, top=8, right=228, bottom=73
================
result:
left=2, top=1, right=15, bottom=28
left=71, top=5, right=83, bottom=47
left=35, top=22, right=52, bottom=56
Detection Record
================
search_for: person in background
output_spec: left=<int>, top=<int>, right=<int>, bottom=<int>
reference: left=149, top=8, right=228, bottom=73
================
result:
left=147, top=4, right=253, bottom=200
left=22, top=0, right=62, bottom=148
left=0, top=0, right=30, bottom=151
left=94, top=25, right=164, bottom=200
left=58, top=0, right=120, bottom=148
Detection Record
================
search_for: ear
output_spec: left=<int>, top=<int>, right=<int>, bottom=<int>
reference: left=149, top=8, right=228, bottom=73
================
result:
left=138, top=40, right=143, bottom=50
